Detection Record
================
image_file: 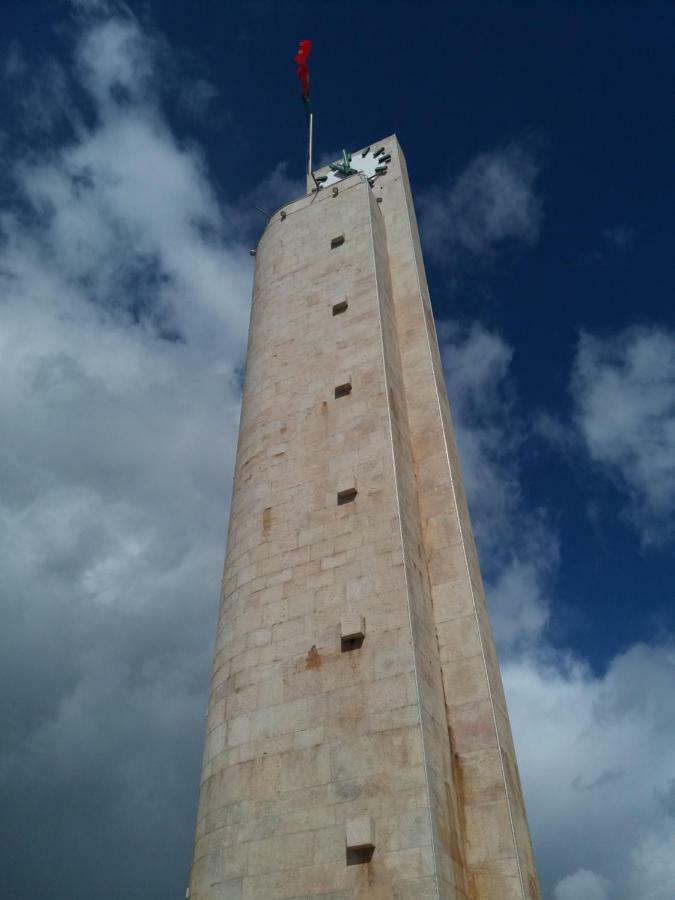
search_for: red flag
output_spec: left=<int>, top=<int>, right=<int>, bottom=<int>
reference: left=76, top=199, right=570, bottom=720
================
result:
left=294, top=39, right=312, bottom=104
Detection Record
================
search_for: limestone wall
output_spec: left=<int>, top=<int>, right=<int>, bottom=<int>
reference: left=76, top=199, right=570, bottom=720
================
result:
left=188, top=136, right=541, bottom=900
left=190, top=176, right=440, bottom=899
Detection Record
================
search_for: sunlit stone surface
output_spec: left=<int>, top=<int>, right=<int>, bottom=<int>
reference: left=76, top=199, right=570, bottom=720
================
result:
left=187, top=137, right=541, bottom=900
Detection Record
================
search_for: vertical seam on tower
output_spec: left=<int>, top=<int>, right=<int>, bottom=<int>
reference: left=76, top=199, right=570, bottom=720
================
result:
left=365, top=185, right=442, bottom=900
left=399, top=161, right=528, bottom=899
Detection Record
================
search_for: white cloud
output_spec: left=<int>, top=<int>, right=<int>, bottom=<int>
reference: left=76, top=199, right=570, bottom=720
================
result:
left=630, top=825, right=675, bottom=899
left=554, top=869, right=612, bottom=900
left=0, top=6, right=254, bottom=897
left=442, top=324, right=675, bottom=899
left=420, top=143, right=542, bottom=265
left=440, top=321, right=518, bottom=543
left=572, top=326, right=675, bottom=545
left=76, top=14, right=154, bottom=107
left=441, top=321, right=557, bottom=651
left=507, top=642, right=675, bottom=900
left=487, top=558, right=551, bottom=649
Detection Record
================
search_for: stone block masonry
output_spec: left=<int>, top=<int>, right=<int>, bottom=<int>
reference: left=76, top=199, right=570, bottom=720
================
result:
left=187, top=137, right=541, bottom=900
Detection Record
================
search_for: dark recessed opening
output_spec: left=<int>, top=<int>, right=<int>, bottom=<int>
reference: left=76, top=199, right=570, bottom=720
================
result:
left=341, top=635, right=365, bottom=652
left=334, top=382, right=352, bottom=399
left=331, top=234, right=345, bottom=249
left=332, top=301, right=348, bottom=316
left=346, top=845, right=375, bottom=866
left=337, top=488, right=358, bottom=506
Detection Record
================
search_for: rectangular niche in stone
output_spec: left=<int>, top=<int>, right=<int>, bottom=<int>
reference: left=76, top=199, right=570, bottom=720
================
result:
left=346, top=816, right=375, bottom=865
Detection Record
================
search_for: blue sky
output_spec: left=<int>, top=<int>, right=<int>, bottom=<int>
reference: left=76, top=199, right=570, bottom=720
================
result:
left=1, top=2, right=674, bottom=899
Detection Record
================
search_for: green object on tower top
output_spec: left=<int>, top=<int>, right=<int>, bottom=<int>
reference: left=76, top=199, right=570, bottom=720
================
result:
left=329, top=149, right=358, bottom=177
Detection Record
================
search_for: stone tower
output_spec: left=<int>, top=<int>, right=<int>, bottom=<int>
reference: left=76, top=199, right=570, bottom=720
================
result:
left=188, top=136, right=540, bottom=900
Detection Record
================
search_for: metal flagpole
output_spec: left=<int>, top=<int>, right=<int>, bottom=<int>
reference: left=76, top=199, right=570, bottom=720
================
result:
left=307, top=111, right=316, bottom=193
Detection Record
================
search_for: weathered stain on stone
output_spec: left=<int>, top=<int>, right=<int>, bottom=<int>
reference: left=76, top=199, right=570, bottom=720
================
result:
left=528, top=872, right=540, bottom=899
left=305, top=645, right=321, bottom=669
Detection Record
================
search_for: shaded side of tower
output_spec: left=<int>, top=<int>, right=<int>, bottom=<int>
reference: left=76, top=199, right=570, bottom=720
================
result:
left=187, top=137, right=541, bottom=900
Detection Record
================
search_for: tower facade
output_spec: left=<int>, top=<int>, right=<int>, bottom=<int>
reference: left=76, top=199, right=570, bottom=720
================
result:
left=188, top=137, right=540, bottom=900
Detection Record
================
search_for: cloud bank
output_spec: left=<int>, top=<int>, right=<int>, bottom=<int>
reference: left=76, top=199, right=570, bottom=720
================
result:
left=443, top=323, right=675, bottom=900
left=419, top=143, right=542, bottom=266
left=440, top=321, right=557, bottom=654
left=573, top=326, right=675, bottom=545
left=0, top=5, right=251, bottom=898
